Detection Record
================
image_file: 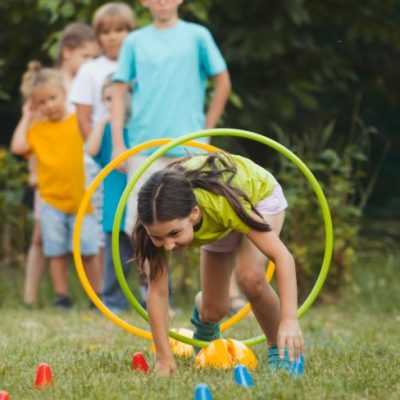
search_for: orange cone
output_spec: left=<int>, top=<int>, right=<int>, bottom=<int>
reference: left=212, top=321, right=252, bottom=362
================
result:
left=34, top=363, right=53, bottom=388
left=132, top=352, right=149, bottom=373
left=0, top=391, right=10, bottom=400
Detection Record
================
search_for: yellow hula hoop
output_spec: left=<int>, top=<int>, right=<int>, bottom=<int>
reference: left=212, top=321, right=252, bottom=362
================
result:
left=72, top=139, right=275, bottom=340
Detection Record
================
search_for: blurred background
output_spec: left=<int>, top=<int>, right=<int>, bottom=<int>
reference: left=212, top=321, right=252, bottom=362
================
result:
left=0, top=0, right=399, bottom=307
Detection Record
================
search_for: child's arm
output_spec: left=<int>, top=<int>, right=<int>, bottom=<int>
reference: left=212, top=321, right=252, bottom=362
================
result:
left=86, top=116, right=109, bottom=157
left=247, top=228, right=304, bottom=360
left=10, top=101, right=34, bottom=155
left=111, top=82, right=129, bottom=170
left=146, top=266, right=177, bottom=376
left=205, top=70, right=231, bottom=129
left=75, top=104, right=93, bottom=140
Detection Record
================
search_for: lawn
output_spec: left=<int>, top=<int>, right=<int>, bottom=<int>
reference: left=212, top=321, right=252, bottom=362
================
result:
left=0, top=249, right=399, bottom=400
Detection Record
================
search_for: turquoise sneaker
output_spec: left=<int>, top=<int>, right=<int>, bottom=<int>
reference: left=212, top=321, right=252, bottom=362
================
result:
left=191, top=306, right=221, bottom=355
left=267, top=345, right=292, bottom=371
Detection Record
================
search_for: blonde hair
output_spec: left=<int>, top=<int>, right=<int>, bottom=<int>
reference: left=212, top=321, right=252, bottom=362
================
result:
left=92, top=3, right=135, bottom=38
left=55, top=22, right=96, bottom=67
left=20, top=62, right=64, bottom=100
left=102, top=73, right=131, bottom=124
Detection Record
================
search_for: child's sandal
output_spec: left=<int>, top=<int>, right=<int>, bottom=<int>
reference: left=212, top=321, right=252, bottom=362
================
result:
left=267, top=345, right=292, bottom=371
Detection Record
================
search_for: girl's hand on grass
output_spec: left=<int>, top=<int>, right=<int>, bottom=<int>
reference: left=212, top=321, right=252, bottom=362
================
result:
left=277, top=318, right=304, bottom=361
left=155, top=357, right=177, bottom=376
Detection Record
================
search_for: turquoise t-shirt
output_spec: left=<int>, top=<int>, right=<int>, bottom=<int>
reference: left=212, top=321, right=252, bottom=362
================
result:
left=113, top=20, right=227, bottom=157
left=181, top=154, right=277, bottom=246
left=93, top=124, right=130, bottom=232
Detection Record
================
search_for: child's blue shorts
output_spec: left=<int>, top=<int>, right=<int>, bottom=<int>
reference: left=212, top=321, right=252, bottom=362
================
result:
left=40, top=201, right=99, bottom=257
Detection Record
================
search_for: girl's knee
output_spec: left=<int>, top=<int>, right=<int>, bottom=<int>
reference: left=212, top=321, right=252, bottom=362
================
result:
left=237, top=270, right=265, bottom=300
left=201, top=304, right=229, bottom=323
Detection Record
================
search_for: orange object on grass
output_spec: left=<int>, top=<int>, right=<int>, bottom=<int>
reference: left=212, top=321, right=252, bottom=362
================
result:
left=150, top=328, right=194, bottom=358
left=195, top=339, right=257, bottom=370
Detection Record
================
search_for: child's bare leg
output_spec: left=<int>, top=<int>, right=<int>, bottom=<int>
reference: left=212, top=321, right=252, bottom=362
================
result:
left=82, top=255, right=103, bottom=294
left=23, top=221, right=46, bottom=306
left=195, top=249, right=235, bottom=322
left=237, top=239, right=280, bottom=344
left=50, top=255, right=69, bottom=295
left=236, top=211, right=286, bottom=345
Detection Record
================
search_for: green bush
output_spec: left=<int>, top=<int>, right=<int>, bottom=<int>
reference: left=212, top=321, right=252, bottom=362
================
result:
left=0, top=147, right=30, bottom=267
left=272, top=116, right=386, bottom=297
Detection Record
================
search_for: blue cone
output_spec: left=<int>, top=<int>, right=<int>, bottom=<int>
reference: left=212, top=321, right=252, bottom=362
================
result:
left=194, top=383, right=213, bottom=400
left=290, top=354, right=305, bottom=377
left=234, top=364, right=255, bottom=388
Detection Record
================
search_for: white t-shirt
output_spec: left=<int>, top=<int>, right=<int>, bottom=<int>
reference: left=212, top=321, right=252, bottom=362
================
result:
left=69, top=55, right=117, bottom=125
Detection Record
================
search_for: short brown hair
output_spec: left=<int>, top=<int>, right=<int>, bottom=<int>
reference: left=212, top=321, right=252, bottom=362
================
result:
left=92, top=2, right=135, bottom=37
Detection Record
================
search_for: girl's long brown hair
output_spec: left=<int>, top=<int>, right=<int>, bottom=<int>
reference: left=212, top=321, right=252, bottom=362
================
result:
left=133, top=153, right=271, bottom=281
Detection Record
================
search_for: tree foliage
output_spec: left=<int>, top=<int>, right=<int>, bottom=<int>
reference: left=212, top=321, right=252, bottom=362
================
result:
left=0, top=0, right=399, bottom=291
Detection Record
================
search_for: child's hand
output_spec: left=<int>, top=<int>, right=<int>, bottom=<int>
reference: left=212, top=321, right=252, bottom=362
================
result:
left=277, top=317, right=304, bottom=361
left=112, top=143, right=128, bottom=172
left=155, top=357, right=177, bottom=376
left=22, top=100, right=35, bottom=121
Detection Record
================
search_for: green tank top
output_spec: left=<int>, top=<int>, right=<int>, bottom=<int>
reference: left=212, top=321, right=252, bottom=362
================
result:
left=181, top=154, right=277, bottom=246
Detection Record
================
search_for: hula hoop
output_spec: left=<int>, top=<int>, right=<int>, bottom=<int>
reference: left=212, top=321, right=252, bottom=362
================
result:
left=111, top=129, right=333, bottom=347
left=73, top=138, right=270, bottom=346
left=73, top=129, right=333, bottom=348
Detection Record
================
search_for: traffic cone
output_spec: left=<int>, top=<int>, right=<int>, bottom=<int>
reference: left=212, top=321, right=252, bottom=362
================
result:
left=0, top=391, right=10, bottom=400
left=132, top=352, right=149, bottom=373
left=233, top=364, right=254, bottom=388
left=34, top=363, right=53, bottom=388
left=194, top=383, right=213, bottom=400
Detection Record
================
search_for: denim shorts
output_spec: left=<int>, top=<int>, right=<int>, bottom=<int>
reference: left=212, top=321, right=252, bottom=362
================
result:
left=201, top=183, right=288, bottom=253
left=40, top=201, right=100, bottom=257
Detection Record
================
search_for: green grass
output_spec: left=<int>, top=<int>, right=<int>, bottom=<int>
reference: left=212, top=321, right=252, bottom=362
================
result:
left=0, top=250, right=399, bottom=399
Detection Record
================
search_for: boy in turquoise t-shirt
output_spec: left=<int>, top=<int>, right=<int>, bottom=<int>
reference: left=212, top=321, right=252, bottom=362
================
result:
left=111, top=0, right=231, bottom=233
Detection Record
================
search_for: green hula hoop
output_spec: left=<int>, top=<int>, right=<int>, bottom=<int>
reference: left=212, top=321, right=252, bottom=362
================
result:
left=112, top=128, right=333, bottom=348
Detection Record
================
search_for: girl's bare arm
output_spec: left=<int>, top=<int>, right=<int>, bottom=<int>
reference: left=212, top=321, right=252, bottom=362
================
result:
left=146, top=266, right=177, bottom=375
left=247, top=229, right=304, bottom=360
left=86, top=116, right=109, bottom=157
left=10, top=102, right=34, bottom=155
left=75, top=104, right=93, bottom=140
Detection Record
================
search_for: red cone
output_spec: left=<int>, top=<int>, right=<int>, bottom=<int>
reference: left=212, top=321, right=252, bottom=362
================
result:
left=0, top=391, right=10, bottom=400
left=34, top=363, right=53, bottom=388
left=132, top=352, right=149, bottom=373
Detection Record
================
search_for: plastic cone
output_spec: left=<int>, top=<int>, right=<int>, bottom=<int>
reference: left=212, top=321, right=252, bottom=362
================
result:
left=34, top=363, right=53, bottom=388
left=132, top=352, right=149, bottom=373
left=233, top=364, right=254, bottom=388
left=290, top=354, right=304, bottom=377
left=194, top=383, right=213, bottom=400
left=0, top=391, right=10, bottom=400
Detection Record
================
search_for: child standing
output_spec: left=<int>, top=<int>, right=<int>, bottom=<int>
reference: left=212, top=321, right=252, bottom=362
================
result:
left=11, top=66, right=100, bottom=308
left=111, top=0, right=231, bottom=234
left=55, top=22, right=99, bottom=110
left=69, top=3, right=136, bottom=296
left=86, top=75, right=144, bottom=313
left=133, top=153, right=304, bottom=376
left=17, top=24, right=98, bottom=308
left=69, top=3, right=135, bottom=138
